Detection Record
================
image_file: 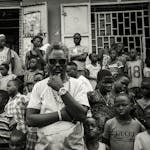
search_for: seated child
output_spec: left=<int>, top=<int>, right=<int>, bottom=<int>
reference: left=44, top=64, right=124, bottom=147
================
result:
left=103, top=93, right=145, bottom=150
left=134, top=104, right=150, bottom=150
left=9, top=129, right=26, bottom=150
left=84, top=117, right=106, bottom=150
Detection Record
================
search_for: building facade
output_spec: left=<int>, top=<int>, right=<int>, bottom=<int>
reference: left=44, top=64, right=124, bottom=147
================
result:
left=0, top=0, right=149, bottom=61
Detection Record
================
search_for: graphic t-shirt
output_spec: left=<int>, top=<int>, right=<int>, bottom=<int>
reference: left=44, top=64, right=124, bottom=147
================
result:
left=103, top=117, right=144, bottom=150
left=126, top=60, right=142, bottom=88
left=107, top=60, right=123, bottom=76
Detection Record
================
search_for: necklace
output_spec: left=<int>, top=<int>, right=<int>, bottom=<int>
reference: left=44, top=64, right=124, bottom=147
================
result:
left=98, top=90, right=109, bottom=106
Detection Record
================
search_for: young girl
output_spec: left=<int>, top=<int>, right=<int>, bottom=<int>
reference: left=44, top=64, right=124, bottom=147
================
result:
left=103, top=93, right=144, bottom=150
left=84, top=117, right=106, bottom=150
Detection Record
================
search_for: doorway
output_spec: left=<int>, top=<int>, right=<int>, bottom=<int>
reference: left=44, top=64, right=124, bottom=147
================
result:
left=0, top=9, right=19, bottom=54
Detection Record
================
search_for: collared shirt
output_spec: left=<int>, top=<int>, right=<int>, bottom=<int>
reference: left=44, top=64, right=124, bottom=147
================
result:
left=4, top=93, right=27, bottom=133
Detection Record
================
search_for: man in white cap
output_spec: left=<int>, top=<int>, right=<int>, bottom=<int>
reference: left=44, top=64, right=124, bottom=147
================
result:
left=0, top=34, right=23, bottom=75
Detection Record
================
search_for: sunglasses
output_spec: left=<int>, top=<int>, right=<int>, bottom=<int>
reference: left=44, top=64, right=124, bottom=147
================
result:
left=48, top=59, right=67, bottom=65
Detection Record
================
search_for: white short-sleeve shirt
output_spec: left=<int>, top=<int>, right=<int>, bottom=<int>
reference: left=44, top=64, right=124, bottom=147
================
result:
left=27, top=77, right=89, bottom=135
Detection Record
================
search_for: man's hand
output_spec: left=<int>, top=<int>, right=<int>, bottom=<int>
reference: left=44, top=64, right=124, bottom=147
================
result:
left=47, top=74, right=64, bottom=91
left=60, top=107, right=73, bottom=122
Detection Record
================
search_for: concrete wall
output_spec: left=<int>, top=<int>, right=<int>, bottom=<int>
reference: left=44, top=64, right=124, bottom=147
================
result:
left=23, top=0, right=150, bottom=44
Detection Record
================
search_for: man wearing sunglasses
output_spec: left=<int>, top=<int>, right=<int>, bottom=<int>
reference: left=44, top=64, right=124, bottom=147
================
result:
left=26, top=43, right=89, bottom=150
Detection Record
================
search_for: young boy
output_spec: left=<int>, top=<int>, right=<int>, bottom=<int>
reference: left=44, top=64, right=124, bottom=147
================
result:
left=84, top=117, right=106, bottom=150
left=86, top=53, right=101, bottom=89
left=134, top=105, right=150, bottom=150
left=103, top=93, right=144, bottom=150
left=107, top=49, right=123, bottom=79
left=4, top=79, right=27, bottom=133
left=112, top=75, right=130, bottom=96
left=125, top=48, right=143, bottom=90
left=0, top=63, right=16, bottom=91
left=9, top=129, right=26, bottom=150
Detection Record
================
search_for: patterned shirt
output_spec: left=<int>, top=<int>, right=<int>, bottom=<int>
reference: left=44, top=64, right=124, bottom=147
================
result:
left=88, top=89, right=114, bottom=140
left=4, top=93, right=27, bottom=133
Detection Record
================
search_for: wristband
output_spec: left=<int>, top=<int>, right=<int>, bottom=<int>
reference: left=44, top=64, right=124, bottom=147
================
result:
left=58, top=110, right=62, bottom=121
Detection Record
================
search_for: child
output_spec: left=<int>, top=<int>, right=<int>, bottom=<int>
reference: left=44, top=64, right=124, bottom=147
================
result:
left=86, top=53, right=101, bottom=89
left=84, top=117, right=106, bottom=150
left=9, top=129, right=26, bottom=150
left=66, top=61, right=78, bottom=78
left=112, top=75, right=130, bottom=95
left=4, top=79, right=27, bottom=134
left=25, top=35, right=45, bottom=70
left=107, top=48, right=123, bottom=79
left=143, top=57, right=150, bottom=77
left=24, top=57, right=41, bottom=84
left=103, top=93, right=144, bottom=150
left=134, top=105, right=150, bottom=150
left=134, top=78, right=150, bottom=125
left=0, top=63, right=16, bottom=91
left=125, top=48, right=143, bottom=92
left=67, top=62, right=93, bottom=93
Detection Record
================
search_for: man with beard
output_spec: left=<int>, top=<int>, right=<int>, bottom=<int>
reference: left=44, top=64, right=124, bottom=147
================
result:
left=26, top=43, right=89, bottom=150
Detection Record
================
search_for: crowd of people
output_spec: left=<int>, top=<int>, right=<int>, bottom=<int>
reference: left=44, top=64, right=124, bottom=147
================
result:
left=0, top=32, right=149, bottom=150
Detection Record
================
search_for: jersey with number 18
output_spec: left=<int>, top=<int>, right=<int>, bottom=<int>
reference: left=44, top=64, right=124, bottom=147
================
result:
left=126, top=60, right=142, bottom=88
